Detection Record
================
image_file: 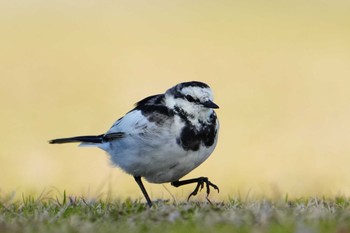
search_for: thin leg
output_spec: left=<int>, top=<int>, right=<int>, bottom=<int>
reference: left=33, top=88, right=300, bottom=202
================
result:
left=171, top=177, right=219, bottom=201
left=134, top=176, right=153, bottom=207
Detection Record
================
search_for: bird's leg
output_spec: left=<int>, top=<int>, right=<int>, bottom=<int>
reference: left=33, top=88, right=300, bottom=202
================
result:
left=134, top=176, right=153, bottom=207
left=171, top=177, right=219, bottom=201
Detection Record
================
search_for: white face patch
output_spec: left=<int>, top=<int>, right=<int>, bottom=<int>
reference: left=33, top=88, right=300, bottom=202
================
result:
left=163, top=85, right=216, bottom=127
left=180, top=86, right=214, bottom=103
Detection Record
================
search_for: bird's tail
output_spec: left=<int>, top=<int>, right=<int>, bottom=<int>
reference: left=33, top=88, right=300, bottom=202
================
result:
left=49, top=134, right=104, bottom=144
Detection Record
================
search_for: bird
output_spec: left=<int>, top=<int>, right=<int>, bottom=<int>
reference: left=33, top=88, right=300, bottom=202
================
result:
left=49, top=81, right=220, bottom=207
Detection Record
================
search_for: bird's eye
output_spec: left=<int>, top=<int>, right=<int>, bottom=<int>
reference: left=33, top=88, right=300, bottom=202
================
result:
left=185, top=95, right=195, bottom=102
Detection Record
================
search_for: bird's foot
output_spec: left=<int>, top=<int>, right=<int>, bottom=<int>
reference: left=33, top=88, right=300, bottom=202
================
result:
left=171, top=177, right=219, bottom=202
left=187, top=177, right=219, bottom=201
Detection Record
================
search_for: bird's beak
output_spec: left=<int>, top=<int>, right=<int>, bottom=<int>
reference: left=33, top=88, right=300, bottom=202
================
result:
left=203, top=100, right=219, bottom=109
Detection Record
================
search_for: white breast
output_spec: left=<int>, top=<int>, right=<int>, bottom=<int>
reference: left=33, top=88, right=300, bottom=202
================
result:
left=96, top=110, right=218, bottom=183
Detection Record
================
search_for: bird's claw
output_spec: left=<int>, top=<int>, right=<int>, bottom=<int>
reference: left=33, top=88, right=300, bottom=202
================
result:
left=187, top=177, right=219, bottom=201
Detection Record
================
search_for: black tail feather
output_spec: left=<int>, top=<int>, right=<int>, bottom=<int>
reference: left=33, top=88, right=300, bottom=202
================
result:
left=49, top=134, right=104, bottom=144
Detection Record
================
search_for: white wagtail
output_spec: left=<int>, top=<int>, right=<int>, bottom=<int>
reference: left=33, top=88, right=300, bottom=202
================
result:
left=50, top=81, right=219, bottom=207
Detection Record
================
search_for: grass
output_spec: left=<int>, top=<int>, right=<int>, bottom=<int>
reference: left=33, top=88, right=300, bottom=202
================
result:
left=1, top=192, right=350, bottom=233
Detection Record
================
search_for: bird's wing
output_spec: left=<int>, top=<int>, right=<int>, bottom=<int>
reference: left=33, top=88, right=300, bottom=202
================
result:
left=106, top=94, right=170, bottom=135
left=106, top=109, right=151, bottom=136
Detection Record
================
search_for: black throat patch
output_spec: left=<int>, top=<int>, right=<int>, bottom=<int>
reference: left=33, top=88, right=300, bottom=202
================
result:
left=175, top=108, right=218, bottom=151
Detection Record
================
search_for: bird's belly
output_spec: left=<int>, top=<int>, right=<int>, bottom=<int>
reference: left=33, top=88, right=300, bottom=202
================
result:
left=102, top=135, right=215, bottom=183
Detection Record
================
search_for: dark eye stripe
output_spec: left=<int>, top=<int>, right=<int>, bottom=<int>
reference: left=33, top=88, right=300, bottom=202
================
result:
left=185, top=95, right=195, bottom=102
left=186, top=95, right=203, bottom=104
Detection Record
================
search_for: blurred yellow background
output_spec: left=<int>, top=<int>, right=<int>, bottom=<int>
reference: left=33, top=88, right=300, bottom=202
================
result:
left=1, top=0, right=350, bottom=201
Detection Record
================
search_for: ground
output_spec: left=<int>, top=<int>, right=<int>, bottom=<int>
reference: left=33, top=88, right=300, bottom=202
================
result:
left=1, top=192, right=350, bottom=233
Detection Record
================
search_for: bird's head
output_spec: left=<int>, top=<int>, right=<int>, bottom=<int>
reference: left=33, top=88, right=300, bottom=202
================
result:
left=165, top=81, right=219, bottom=120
